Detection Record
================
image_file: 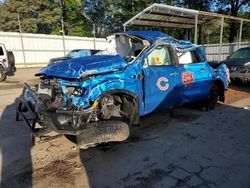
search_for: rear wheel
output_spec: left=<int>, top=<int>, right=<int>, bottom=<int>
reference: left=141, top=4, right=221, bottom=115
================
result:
left=206, top=84, right=219, bottom=111
left=0, top=67, right=6, bottom=82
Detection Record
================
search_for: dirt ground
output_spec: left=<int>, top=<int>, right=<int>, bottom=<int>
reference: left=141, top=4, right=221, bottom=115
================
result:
left=0, top=68, right=250, bottom=188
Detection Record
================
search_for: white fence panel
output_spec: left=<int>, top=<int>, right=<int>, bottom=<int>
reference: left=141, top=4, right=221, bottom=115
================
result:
left=0, top=32, right=108, bottom=67
left=202, top=42, right=250, bottom=61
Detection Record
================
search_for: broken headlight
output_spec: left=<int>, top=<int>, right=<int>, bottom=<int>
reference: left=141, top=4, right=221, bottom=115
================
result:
left=65, top=86, right=85, bottom=97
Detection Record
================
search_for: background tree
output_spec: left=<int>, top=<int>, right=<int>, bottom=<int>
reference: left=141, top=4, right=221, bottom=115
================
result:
left=0, top=0, right=92, bottom=36
left=175, top=0, right=212, bottom=44
left=215, top=0, right=250, bottom=42
left=0, top=0, right=61, bottom=34
left=64, top=0, right=92, bottom=36
left=0, top=0, right=249, bottom=43
left=81, top=0, right=112, bottom=37
left=81, top=0, right=174, bottom=36
left=176, top=0, right=210, bottom=10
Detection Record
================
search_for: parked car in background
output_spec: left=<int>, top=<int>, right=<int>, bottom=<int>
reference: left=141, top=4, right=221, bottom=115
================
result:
left=48, top=49, right=100, bottom=66
left=222, top=47, right=250, bottom=83
left=0, top=43, right=16, bottom=81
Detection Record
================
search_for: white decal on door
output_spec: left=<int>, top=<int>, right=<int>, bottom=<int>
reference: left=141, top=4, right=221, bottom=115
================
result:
left=157, top=77, right=169, bottom=91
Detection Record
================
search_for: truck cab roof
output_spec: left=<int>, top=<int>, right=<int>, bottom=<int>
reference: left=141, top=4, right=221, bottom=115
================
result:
left=116, top=31, right=168, bottom=43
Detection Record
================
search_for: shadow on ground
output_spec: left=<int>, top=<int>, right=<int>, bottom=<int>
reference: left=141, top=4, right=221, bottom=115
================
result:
left=79, top=103, right=250, bottom=188
left=0, top=99, right=33, bottom=188
left=1, top=99, right=250, bottom=188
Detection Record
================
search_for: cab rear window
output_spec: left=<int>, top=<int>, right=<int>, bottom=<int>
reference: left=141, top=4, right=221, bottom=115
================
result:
left=178, top=48, right=205, bottom=64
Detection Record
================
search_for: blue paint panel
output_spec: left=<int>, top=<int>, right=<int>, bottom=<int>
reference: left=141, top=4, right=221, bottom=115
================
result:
left=143, top=65, right=182, bottom=114
left=36, top=55, right=127, bottom=79
left=181, top=62, right=213, bottom=103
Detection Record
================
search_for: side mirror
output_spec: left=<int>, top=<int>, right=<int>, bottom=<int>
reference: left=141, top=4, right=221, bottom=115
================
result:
left=227, top=55, right=230, bottom=59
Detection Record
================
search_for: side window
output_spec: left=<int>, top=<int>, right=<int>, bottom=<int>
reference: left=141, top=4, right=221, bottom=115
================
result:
left=147, top=45, right=174, bottom=66
left=0, top=47, right=4, bottom=56
left=178, top=51, right=193, bottom=64
left=178, top=48, right=205, bottom=65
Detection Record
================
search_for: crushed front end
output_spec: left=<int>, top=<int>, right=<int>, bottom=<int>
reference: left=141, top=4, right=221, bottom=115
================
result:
left=16, top=55, right=133, bottom=148
left=35, top=77, right=98, bottom=134
left=16, top=78, right=130, bottom=148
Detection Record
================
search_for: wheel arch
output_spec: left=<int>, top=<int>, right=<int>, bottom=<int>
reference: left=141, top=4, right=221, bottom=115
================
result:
left=96, top=89, right=138, bottom=101
left=95, top=89, right=140, bottom=125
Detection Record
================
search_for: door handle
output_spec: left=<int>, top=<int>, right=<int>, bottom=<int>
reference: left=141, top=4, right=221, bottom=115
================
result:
left=170, top=72, right=179, bottom=76
left=199, top=68, right=207, bottom=72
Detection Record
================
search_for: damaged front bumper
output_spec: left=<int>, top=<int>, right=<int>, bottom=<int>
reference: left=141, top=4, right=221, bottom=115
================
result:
left=38, top=108, right=95, bottom=135
left=16, top=82, right=129, bottom=147
left=16, top=82, right=97, bottom=135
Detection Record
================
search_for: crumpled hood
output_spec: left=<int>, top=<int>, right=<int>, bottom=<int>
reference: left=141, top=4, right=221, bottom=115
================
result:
left=36, top=55, right=127, bottom=79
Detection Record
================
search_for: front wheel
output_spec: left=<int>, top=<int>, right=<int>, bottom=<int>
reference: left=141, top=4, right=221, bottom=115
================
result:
left=76, top=121, right=130, bottom=149
left=0, top=67, right=6, bottom=82
left=99, top=94, right=140, bottom=126
left=206, top=84, right=219, bottom=111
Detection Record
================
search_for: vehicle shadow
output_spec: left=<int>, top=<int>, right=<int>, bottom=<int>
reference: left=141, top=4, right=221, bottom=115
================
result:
left=78, top=102, right=250, bottom=188
left=228, top=83, right=250, bottom=91
left=229, top=80, right=250, bottom=88
left=0, top=99, right=33, bottom=188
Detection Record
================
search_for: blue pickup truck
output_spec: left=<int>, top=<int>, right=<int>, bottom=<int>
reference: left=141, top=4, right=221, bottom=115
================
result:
left=17, top=31, right=229, bottom=148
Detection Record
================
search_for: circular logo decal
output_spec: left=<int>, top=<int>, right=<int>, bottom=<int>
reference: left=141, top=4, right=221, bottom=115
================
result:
left=157, top=77, right=169, bottom=91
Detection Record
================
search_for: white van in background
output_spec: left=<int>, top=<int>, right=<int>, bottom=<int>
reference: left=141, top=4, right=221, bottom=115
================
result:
left=0, top=43, right=16, bottom=81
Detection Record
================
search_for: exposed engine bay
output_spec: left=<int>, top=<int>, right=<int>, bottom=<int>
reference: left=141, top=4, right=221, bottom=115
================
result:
left=28, top=76, right=138, bottom=133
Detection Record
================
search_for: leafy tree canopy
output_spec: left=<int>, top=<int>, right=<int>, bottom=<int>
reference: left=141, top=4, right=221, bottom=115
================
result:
left=0, top=0, right=249, bottom=43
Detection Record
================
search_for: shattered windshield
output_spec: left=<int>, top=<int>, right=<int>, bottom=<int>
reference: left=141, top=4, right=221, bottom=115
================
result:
left=66, top=49, right=91, bottom=58
left=95, top=35, right=146, bottom=62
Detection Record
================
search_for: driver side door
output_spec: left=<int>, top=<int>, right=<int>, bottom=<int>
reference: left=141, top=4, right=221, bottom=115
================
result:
left=142, top=44, right=182, bottom=114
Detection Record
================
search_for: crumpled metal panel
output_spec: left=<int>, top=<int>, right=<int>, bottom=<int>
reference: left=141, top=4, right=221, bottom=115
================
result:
left=214, top=64, right=230, bottom=88
left=116, top=30, right=168, bottom=42
left=35, top=55, right=127, bottom=79
left=55, top=60, right=142, bottom=111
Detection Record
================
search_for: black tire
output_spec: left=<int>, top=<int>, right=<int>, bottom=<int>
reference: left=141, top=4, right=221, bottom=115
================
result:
left=7, top=51, right=15, bottom=66
left=76, top=121, right=129, bottom=149
left=206, top=84, right=219, bottom=111
left=0, top=67, right=6, bottom=82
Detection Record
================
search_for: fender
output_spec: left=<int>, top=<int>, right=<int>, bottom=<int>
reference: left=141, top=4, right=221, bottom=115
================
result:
left=215, top=63, right=229, bottom=88
left=88, top=74, right=139, bottom=101
left=89, top=80, right=139, bottom=106
left=89, top=79, right=126, bottom=102
left=95, top=89, right=139, bottom=104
